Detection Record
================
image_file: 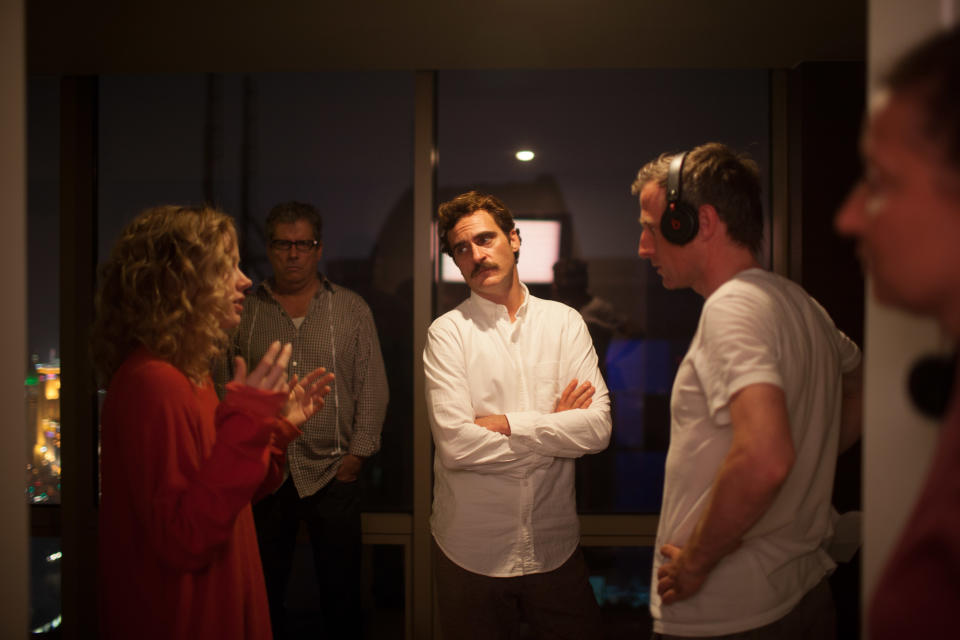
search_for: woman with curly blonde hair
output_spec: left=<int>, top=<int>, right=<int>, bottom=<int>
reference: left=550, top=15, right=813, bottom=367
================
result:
left=93, top=205, right=332, bottom=640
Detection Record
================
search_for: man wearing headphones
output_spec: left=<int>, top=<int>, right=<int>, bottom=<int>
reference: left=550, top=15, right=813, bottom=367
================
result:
left=632, top=143, right=862, bottom=639
left=218, top=201, right=388, bottom=639
left=835, top=25, right=960, bottom=640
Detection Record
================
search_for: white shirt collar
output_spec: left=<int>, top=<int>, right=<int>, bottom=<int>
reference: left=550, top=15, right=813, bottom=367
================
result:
left=468, top=282, right=530, bottom=321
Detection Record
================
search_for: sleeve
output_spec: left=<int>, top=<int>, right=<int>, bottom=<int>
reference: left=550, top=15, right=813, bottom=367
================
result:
left=254, top=416, right=301, bottom=503
left=810, top=293, right=862, bottom=374
left=346, top=300, right=389, bottom=458
left=115, top=370, right=287, bottom=571
left=424, top=318, right=550, bottom=475
left=836, top=328, right=862, bottom=373
left=505, top=308, right=612, bottom=458
left=692, top=290, right=783, bottom=425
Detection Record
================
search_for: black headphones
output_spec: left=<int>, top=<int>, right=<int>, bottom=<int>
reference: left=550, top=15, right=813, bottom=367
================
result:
left=662, top=152, right=699, bottom=245
left=908, top=351, right=957, bottom=420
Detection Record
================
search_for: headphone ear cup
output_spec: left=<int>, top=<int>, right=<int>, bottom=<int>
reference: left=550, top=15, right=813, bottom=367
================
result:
left=661, top=202, right=699, bottom=245
left=908, top=352, right=957, bottom=419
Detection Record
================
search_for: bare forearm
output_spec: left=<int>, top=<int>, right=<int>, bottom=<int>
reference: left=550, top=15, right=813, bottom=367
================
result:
left=683, top=451, right=786, bottom=575
left=684, top=383, right=794, bottom=575
left=657, top=385, right=794, bottom=605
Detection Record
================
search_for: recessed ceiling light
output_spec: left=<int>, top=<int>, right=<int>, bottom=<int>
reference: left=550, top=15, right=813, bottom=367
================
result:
left=515, top=150, right=535, bottom=162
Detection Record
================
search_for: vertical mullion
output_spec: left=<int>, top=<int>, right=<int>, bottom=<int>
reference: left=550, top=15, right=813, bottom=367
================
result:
left=59, top=75, right=99, bottom=639
left=769, top=69, right=790, bottom=278
left=411, top=69, right=436, bottom=640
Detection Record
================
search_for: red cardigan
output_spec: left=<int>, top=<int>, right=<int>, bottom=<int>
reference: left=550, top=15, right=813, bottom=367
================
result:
left=98, top=348, right=298, bottom=639
left=869, top=376, right=960, bottom=639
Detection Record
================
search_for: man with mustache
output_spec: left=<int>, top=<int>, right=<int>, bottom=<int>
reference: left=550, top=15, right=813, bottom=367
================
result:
left=424, top=190, right=612, bottom=638
left=834, top=24, right=960, bottom=640
left=632, top=143, right=862, bottom=639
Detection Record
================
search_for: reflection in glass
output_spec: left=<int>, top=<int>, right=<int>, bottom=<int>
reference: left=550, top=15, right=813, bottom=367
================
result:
left=30, top=537, right=62, bottom=634
left=27, top=75, right=62, bottom=506
left=282, top=541, right=405, bottom=637
left=26, top=355, right=61, bottom=504
left=584, top=546, right=654, bottom=637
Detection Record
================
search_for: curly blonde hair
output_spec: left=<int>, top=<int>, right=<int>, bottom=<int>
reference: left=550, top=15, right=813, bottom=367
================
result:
left=91, top=205, right=238, bottom=386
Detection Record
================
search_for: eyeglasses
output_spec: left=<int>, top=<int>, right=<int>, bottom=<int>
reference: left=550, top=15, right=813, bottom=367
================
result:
left=270, top=239, right=319, bottom=252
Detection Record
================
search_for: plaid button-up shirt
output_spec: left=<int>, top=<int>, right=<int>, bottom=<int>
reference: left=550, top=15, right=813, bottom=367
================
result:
left=217, top=276, right=388, bottom=498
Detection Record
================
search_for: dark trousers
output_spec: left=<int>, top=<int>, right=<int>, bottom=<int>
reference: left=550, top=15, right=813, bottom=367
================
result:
left=253, top=476, right=363, bottom=640
left=652, top=576, right=836, bottom=640
left=433, top=539, right=603, bottom=640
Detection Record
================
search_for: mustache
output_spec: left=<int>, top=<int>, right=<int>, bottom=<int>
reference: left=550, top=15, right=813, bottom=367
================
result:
left=471, top=261, right=497, bottom=278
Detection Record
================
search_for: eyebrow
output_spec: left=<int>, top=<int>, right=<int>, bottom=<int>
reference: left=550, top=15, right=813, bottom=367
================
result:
left=454, top=230, right=495, bottom=245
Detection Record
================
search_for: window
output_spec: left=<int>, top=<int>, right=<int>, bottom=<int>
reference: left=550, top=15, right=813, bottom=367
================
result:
left=437, top=69, right=771, bottom=513
left=27, top=74, right=63, bottom=636
left=97, top=72, right=416, bottom=511
left=26, top=75, right=62, bottom=507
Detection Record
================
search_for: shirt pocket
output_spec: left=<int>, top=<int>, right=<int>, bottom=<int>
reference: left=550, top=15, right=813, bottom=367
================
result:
left=533, top=360, right=560, bottom=413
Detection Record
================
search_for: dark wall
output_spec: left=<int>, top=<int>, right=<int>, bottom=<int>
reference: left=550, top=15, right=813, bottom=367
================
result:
left=790, top=61, right=866, bottom=349
left=788, top=59, right=866, bottom=640
left=27, top=0, right=865, bottom=73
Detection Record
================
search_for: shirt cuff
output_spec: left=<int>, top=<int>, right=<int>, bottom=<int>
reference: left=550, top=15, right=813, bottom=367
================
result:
left=504, top=411, right=540, bottom=446
left=348, top=433, right=381, bottom=458
left=273, top=417, right=302, bottom=451
left=222, top=381, right=288, bottom=417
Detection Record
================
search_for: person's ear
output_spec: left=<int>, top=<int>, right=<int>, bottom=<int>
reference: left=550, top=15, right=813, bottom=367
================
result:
left=697, top=204, right=720, bottom=240
left=509, top=228, right=521, bottom=252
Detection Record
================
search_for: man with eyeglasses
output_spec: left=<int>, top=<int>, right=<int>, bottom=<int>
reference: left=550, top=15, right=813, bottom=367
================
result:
left=218, top=200, right=388, bottom=639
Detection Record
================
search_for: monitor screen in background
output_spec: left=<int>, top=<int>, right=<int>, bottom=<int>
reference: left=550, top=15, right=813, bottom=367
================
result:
left=438, top=219, right=563, bottom=284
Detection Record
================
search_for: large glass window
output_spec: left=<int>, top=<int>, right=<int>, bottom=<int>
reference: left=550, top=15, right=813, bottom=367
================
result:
left=583, top=545, right=655, bottom=636
left=437, top=69, right=771, bottom=514
left=27, top=74, right=63, bottom=637
left=26, top=75, right=62, bottom=508
left=97, top=72, right=415, bottom=511
left=94, top=72, right=415, bottom=635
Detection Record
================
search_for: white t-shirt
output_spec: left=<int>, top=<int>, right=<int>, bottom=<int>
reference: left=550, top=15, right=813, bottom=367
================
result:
left=423, top=285, right=612, bottom=577
left=652, top=268, right=861, bottom=636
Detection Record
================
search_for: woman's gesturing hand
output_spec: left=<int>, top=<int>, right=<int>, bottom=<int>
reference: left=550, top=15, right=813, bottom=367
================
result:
left=232, top=341, right=292, bottom=391
left=283, top=367, right=335, bottom=426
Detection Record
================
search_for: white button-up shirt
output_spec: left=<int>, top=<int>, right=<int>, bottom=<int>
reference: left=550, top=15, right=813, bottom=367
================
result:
left=424, top=285, right=612, bottom=577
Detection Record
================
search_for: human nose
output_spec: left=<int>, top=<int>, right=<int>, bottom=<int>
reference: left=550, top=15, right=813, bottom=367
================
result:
left=470, top=243, right=485, bottom=262
left=638, top=229, right=655, bottom=260
left=237, top=268, right=253, bottom=292
left=834, top=181, right=867, bottom=238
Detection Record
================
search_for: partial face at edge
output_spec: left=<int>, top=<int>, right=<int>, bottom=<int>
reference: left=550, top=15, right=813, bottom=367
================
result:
left=835, top=91, right=960, bottom=317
